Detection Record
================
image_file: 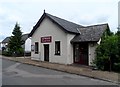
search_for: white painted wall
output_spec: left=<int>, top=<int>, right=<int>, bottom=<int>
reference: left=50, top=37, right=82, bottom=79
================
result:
left=1, top=43, right=8, bottom=51
left=66, top=34, right=75, bottom=64
left=31, top=17, right=70, bottom=64
left=31, top=16, right=99, bottom=65
left=97, top=38, right=101, bottom=45
left=2, top=43, right=7, bottom=48
left=25, top=38, right=31, bottom=52
left=88, top=43, right=97, bottom=66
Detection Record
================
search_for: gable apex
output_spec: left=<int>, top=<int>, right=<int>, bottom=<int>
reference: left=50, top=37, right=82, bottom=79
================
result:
left=29, top=12, right=84, bottom=37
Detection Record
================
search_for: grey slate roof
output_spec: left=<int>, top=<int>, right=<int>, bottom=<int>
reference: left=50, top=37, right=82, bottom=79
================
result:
left=71, top=24, right=108, bottom=42
left=29, top=12, right=109, bottom=42
left=2, top=34, right=29, bottom=43
left=2, top=37, right=10, bottom=43
left=29, top=12, right=84, bottom=36
left=21, top=34, right=29, bottom=41
left=46, top=13, right=84, bottom=34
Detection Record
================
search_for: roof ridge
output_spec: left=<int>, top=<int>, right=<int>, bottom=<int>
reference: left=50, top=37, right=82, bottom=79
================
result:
left=2, top=34, right=29, bottom=43
left=85, top=23, right=108, bottom=27
left=23, top=33, right=29, bottom=35
left=29, top=12, right=109, bottom=37
left=46, top=13, right=83, bottom=27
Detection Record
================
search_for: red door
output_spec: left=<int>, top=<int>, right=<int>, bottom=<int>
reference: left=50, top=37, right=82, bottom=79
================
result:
left=44, top=44, right=49, bottom=62
left=74, top=44, right=80, bottom=63
left=74, top=43, right=88, bottom=65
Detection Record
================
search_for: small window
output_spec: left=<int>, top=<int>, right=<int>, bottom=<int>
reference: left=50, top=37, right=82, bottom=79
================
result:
left=35, top=42, right=39, bottom=54
left=55, top=41, right=60, bottom=55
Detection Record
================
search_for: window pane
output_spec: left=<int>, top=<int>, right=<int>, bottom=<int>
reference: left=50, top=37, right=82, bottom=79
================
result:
left=55, top=41, right=60, bottom=55
left=35, top=42, right=38, bottom=54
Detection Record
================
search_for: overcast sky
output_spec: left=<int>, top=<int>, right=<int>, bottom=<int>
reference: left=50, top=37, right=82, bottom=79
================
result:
left=0, top=0, right=119, bottom=42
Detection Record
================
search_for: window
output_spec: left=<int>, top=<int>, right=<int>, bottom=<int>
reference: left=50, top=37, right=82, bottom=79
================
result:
left=35, top=42, right=39, bottom=54
left=55, top=41, right=60, bottom=55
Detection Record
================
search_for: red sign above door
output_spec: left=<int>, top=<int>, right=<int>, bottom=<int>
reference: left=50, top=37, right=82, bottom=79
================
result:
left=41, top=36, right=52, bottom=43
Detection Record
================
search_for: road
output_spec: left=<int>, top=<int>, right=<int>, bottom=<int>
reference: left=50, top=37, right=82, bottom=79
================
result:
left=2, top=57, right=118, bottom=85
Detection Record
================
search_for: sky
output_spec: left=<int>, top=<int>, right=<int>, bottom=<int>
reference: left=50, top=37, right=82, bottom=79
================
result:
left=0, top=0, right=119, bottom=42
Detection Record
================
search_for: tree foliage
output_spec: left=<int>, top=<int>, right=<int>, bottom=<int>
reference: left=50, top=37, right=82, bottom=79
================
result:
left=94, top=28, right=120, bottom=72
left=7, top=23, right=24, bottom=56
left=117, top=30, right=120, bottom=58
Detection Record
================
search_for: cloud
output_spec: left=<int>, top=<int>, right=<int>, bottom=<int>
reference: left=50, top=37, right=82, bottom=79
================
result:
left=0, top=35, right=6, bottom=42
left=96, top=15, right=109, bottom=23
left=8, top=15, right=23, bottom=23
left=0, top=0, right=119, bottom=42
left=79, top=14, right=95, bottom=25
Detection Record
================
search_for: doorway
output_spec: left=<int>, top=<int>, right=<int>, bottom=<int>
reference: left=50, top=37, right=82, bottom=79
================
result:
left=73, top=43, right=88, bottom=65
left=44, top=44, right=49, bottom=62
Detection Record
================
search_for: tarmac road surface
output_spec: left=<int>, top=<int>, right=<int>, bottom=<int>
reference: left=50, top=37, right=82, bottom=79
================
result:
left=2, top=56, right=118, bottom=85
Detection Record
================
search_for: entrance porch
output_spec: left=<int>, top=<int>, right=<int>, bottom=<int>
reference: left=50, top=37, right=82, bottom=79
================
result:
left=73, top=43, right=88, bottom=66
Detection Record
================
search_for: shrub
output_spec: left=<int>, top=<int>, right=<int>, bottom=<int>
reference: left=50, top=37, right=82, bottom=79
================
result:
left=113, top=63, right=120, bottom=72
left=2, top=51, right=11, bottom=56
left=94, top=35, right=120, bottom=72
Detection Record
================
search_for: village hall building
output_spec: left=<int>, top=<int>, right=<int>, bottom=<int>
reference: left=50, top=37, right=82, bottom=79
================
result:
left=29, top=11, right=109, bottom=66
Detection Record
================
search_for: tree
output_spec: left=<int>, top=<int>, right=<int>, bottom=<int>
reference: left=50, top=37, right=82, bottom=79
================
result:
left=8, top=23, right=24, bottom=56
left=95, top=35, right=119, bottom=71
left=117, top=27, right=120, bottom=58
left=94, top=28, right=120, bottom=72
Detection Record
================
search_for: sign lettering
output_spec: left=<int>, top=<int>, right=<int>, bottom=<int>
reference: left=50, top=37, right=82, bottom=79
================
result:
left=41, top=36, right=52, bottom=43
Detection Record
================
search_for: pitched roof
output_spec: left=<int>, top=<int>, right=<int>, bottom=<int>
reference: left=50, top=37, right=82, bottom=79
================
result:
left=21, top=34, right=29, bottom=41
left=29, top=12, right=109, bottom=42
left=2, top=34, right=29, bottom=43
left=2, top=37, right=10, bottom=43
left=46, top=13, right=84, bottom=33
left=29, top=12, right=84, bottom=37
left=71, top=24, right=108, bottom=42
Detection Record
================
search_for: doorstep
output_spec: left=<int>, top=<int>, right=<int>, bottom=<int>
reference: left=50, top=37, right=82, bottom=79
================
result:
left=2, top=56, right=120, bottom=84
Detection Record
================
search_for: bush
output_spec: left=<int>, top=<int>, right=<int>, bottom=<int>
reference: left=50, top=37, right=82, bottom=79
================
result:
left=2, top=47, right=6, bottom=51
left=113, top=63, right=120, bottom=72
left=15, top=48, right=24, bottom=56
left=2, top=51, right=11, bottom=56
left=94, top=35, right=120, bottom=72
left=2, top=48, right=24, bottom=57
left=94, top=56, right=110, bottom=71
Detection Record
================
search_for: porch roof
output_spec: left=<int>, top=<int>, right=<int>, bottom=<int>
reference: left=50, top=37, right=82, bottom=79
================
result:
left=71, top=24, right=108, bottom=42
